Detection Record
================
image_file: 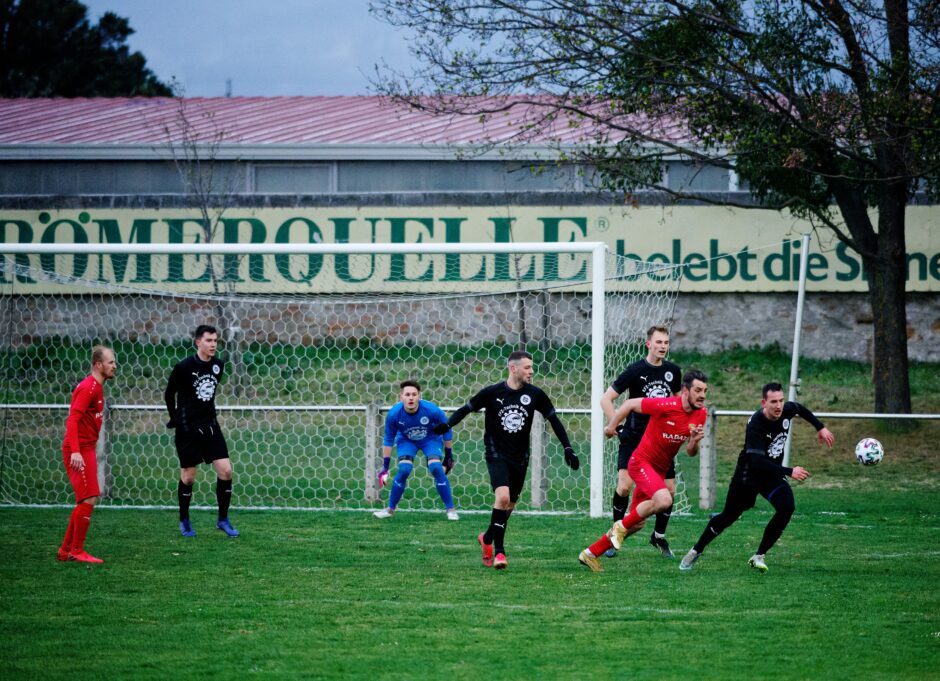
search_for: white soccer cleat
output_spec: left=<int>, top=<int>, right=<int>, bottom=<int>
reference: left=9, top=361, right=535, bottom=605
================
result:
left=446, top=510, right=460, bottom=521
left=679, top=549, right=700, bottom=571
left=373, top=509, right=394, bottom=519
left=748, top=553, right=768, bottom=572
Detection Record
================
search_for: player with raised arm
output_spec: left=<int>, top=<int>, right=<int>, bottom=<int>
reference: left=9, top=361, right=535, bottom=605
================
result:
left=600, top=325, right=681, bottom=558
left=579, top=369, right=708, bottom=572
left=165, top=325, right=239, bottom=538
left=679, top=382, right=835, bottom=573
left=433, top=350, right=580, bottom=570
left=373, top=380, right=458, bottom=520
left=57, top=345, right=117, bottom=564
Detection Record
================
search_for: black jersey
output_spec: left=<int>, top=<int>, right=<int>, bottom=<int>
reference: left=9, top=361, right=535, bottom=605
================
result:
left=465, top=381, right=556, bottom=459
left=164, top=354, right=225, bottom=429
left=733, top=402, right=825, bottom=485
left=609, top=358, right=681, bottom=439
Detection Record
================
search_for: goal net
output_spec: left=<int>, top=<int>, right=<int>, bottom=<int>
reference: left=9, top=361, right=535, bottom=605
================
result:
left=0, top=243, right=683, bottom=516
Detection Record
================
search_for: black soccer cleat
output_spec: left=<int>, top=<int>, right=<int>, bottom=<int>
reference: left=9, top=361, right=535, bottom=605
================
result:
left=649, top=532, right=675, bottom=559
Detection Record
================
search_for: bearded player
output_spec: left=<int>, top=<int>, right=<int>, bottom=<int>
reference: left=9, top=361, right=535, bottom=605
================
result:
left=579, top=369, right=708, bottom=572
left=57, top=345, right=117, bottom=564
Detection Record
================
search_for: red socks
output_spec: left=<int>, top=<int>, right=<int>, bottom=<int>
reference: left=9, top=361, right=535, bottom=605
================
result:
left=69, top=502, right=95, bottom=553
left=621, top=509, right=643, bottom=531
left=589, top=535, right=613, bottom=556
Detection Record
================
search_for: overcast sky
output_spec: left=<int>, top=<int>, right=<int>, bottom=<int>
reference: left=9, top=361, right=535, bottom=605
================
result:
left=82, top=0, right=418, bottom=97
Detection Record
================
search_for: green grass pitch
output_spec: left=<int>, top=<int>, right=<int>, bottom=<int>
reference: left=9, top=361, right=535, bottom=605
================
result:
left=2, top=485, right=938, bottom=680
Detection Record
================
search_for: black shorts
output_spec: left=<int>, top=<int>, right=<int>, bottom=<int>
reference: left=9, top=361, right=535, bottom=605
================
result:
left=175, top=422, right=229, bottom=468
left=485, top=451, right=529, bottom=503
left=723, top=476, right=792, bottom=514
left=618, top=434, right=675, bottom=478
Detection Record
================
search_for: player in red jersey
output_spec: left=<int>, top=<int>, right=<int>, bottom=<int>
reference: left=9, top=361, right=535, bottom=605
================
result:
left=579, top=369, right=708, bottom=571
left=57, top=345, right=117, bottom=564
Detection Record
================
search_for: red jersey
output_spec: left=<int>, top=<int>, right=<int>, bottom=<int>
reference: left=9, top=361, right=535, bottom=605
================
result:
left=633, top=396, right=707, bottom=472
left=62, top=374, right=105, bottom=453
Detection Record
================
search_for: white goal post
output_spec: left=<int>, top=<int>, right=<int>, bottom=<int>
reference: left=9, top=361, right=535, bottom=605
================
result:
left=0, top=241, right=684, bottom=517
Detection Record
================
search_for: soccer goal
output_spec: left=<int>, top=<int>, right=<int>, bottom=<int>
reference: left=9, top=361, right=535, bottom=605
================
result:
left=0, top=242, right=683, bottom=517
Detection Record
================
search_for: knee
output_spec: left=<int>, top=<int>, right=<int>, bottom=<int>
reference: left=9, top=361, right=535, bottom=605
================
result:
left=180, top=470, right=196, bottom=486
left=394, top=464, right=413, bottom=484
left=428, top=461, right=447, bottom=482
left=494, top=489, right=512, bottom=509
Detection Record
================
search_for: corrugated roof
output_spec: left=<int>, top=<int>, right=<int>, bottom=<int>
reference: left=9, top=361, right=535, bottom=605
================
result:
left=0, top=96, right=684, bottom=147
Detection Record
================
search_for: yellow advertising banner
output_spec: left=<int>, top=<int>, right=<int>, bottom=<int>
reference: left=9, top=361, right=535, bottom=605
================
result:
left=1, top=205, right=938, bottom=293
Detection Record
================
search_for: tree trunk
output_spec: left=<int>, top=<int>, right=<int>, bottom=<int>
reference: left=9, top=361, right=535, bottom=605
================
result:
left=867, top=193, right=912, bottom=414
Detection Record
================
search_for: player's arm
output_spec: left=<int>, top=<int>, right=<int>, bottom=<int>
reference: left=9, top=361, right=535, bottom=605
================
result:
left=792, top=402, right=835, bottom=448
left=163, top=365, right=181, bottom=427
left=604, top=397, right=644, bottom=438
left=536, top=392, right=579, bottom=470
left=378, top=409, right=399, bottom=486
left=599, top=386, right=621, bottom=423
left=432, top=387, right=488, bottom=434
left=64, top=385, right=92, bottom=471
left=743, top=423, right=808, bottom=480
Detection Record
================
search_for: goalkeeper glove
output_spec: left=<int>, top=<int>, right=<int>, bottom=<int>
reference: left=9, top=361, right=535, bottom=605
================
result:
left=564, top=447, right=580, bottom=471
left=431, top=422, right=450, bottom=436
left=378, top=457, right=390, bottom=489
left=442, top=447, right=454, bottom=474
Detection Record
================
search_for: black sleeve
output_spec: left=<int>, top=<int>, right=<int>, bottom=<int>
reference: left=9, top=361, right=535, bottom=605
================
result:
left=610, top=364, right=639, bottom=396
left=746, top=451, right=793, bottom=477
left=164, top=364, right=181, bottom=419
left=534, top=388, right=557, bottom=419
left=668, top=362, right=682, bottom=393
left=448, top=386, right=491, bottom=428
left=546, top=412, right=573, bottom=450
left=743, top=416, right=793, bottom=476
left=791, top=402, right=825, bottom=430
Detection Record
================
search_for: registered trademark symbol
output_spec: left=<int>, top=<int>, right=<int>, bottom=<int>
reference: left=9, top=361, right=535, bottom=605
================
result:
left=596, top=217, right=609, bottom=232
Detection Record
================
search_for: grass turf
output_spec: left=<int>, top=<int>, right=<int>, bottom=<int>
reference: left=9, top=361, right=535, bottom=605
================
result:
left=2, top=487, right=938, bottom=680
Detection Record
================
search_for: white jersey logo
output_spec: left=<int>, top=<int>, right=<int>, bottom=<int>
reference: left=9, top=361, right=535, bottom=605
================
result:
left=768, top=433, right=787, bottom=459
left=194, top=374, right=217, bottom=402
left=520, top=394, right=532, bottom=406
left=665, top=371, right=674, bottom=382
left=783, top=418, right=791, bottom=430
left=420, top=416, right=429, bottom=425
left=500, top=405, right=527, bottom=433
left=212, top=364, right=220, bottom=375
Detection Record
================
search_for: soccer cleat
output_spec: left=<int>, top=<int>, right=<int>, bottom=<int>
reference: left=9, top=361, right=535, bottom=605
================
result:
left=604, top=547, right=618, bottom=558
left=608, top=520, right=627, bottom=550
left=216, top=518, right=240, bottom=537
left=494, top=552, right=508, bottom=570
left=679, top=549, right=700, bottom=571
left=68, top=550, right=103, bottom=564
left=650, top=532, right=675, bottom=558
left=372, top=509, right=393, bottom=519
left=478, top=533, right=494, bottom=567
left=56, top=547, right=72, bottom=562
left=179, top=519, right=196, bottom=537
left=579, top=549, right=603, bottom=573
left=446, top=510, right=460, bottom=521
left=748, top=554, right=768, bottom=572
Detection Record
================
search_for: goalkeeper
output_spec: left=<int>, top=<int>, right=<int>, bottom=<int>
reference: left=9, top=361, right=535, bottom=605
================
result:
left=373, top=380, right=458, bottom=521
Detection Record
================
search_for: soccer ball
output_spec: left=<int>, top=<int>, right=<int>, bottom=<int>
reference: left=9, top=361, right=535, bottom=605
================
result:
left=855, top=438, right=884, bottom=466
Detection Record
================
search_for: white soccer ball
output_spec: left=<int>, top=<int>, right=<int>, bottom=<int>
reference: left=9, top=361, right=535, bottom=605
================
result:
left=855, top=438, right=884, bottom=466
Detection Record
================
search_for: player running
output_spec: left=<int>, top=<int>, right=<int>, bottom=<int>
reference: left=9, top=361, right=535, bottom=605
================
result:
left=165, top=324, right=239, bottom=538
left=679, top=382, right=834, bottom=573
left=601, top=325, right=682, bottom=558
left=579, top=369, right=708, bottom=572
left=373, top=380, right=458, bottom=520
left=433, top=350, right=580, bottom=570
left=57, top=345, right=117, bottom=564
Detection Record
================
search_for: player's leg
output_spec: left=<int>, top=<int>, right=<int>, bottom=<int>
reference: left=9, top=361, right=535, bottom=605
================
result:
left=208, top=426, right=239, bottom=537
left=480, top=452, right=512, bottom=568
left=680, top=480, right=756, bottom=570
left=491, top=460, right=526, bottom=569
left=65, top=448, right=103, bottom=563
left=750, top=481, right=795, bottom=571
left=423, top=440, right=457, bottom=519
left=176, top=428, right=200, bottom=537
left=387, top=441, right=418, bottom=513
left=650, top=462, right=677, bottom=558
left=612, top=441, right=637, bottom=523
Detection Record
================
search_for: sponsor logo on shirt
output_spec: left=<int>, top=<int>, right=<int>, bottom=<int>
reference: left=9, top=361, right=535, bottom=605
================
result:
left=499, top=405, right=527, bottom=433
left=520, top=394, right=531, bottom=406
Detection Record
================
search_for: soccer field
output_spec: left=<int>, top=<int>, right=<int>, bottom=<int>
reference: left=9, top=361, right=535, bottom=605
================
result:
left=2, top=486, right=938, bottom=680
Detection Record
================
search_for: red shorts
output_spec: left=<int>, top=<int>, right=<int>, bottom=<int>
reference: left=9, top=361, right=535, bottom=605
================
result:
left=626, top=456, right=668, bottom=514
left=62, top=447, right=100, bottom=502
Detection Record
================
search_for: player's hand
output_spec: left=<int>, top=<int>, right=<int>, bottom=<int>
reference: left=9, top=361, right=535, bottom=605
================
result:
left=69, top=452, right=84, bottom=472
left=378, top=468, right=389, bottom=489
left=443, top=451, right=455, bottom=474
left=817, top=427, right=835, bottom=448
left=688, top=424, right=705, bottom=444
left=604, top=423, right=618, bottom=439
left=790, top=466, right=810, bottom=482
left=432, top=422, right=450, bottom=436
left=564, top=447, right=580, bottom=471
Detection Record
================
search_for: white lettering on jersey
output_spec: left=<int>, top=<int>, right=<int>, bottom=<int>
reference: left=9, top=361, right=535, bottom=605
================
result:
left=499, top=405, right=527, bottom=433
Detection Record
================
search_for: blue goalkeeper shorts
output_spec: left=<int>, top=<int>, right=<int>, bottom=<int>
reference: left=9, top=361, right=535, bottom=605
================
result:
left=396, top=438, right=444, bottom=462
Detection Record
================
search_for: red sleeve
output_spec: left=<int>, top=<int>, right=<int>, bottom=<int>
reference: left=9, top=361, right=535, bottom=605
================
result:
left=639, top=396, right=674, bottom=415
left=65, top=379, right=93, bottom=453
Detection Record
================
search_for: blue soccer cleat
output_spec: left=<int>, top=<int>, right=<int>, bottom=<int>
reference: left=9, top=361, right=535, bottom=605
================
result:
left=179, top=519, right=196, bottom=537
left=216, top=518, right=240, bottom=537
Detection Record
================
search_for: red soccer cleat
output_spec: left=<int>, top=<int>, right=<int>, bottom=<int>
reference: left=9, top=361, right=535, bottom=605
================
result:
left=68, top=550, right=104, bottom=564
left=494, top=552, right=508, bottom=570
left=478, top=532, right=494, bottom=567
left=56, top=547, right=71, bottom=562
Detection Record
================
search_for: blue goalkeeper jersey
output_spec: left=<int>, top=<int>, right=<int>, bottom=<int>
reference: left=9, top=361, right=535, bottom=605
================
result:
left=384, top=400, right=452, bottom=447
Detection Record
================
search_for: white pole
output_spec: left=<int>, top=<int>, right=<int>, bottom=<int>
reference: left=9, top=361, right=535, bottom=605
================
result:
left=589, top=243, right=606, bottom=518
left=783, top=233, right=811, bottom=467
